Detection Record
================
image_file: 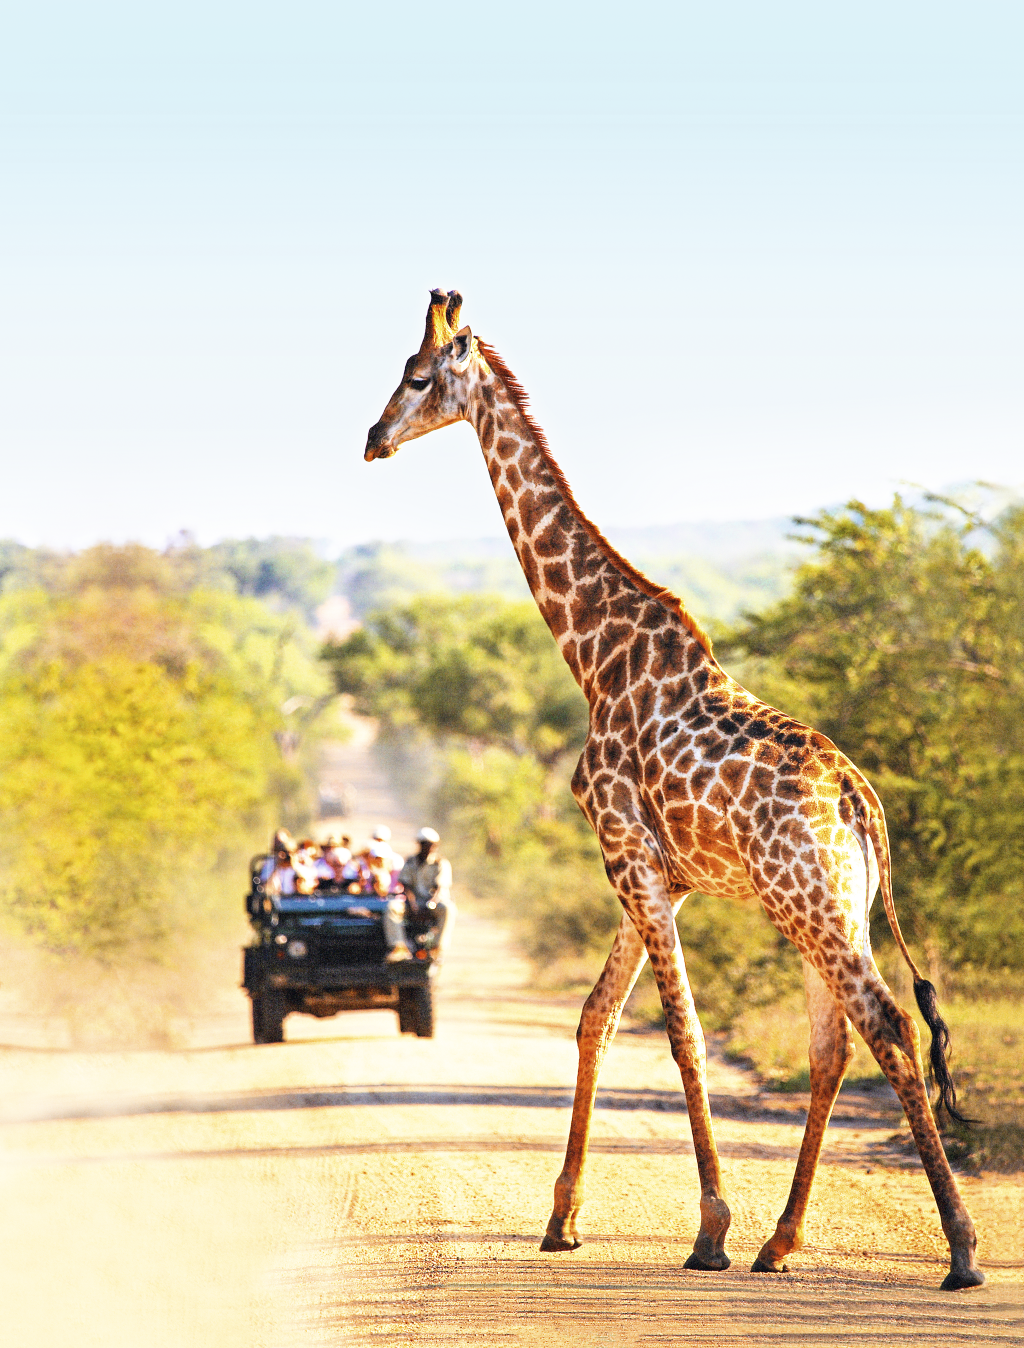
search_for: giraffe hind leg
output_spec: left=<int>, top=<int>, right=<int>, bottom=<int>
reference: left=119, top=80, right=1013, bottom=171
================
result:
left=752, top=959, right=855, bottom=1273
left=815, top=953, right=984, bottom=1291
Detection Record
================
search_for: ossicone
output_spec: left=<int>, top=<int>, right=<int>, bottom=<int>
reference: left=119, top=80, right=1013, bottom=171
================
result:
left=420, top=287, right=464, bottom=353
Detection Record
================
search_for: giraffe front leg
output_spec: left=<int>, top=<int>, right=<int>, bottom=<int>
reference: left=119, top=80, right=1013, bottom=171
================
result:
left=631, top=897, right=732, bottom=1271
left=660, top=962, right=732, bottom=1271
left=752, top=959, right=855, bottom=1273
left=541, top=912, right=650, bottom=1252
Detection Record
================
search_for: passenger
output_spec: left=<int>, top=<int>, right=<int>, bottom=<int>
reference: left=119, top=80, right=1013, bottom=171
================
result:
left=322, top=833, right=352, bottom=882
left=341, top=854, right=367, bottom=893
left=293, top=841, right=334, bottom=894
left=339, top=858, right=355, bottom=887
left=366, top=844, right=395, bottom=897
left=394, top=827, right=457, bottom=958
left=338, top=842, right=410, bottom=960
left=263, top=845, right=298, bottom=897
left=371, top=825, right=404, bottom=874
left=259, top=829, right=297, bottom=887
left=379, top=836, right=414, bottom=962
left=341, top=847, right=386, bottom=896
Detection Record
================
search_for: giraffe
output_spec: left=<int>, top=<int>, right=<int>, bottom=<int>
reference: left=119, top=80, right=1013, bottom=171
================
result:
left=362, top=289, right=985, bottom=1292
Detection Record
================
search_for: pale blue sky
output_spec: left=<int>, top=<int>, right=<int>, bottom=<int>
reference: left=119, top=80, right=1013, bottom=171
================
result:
left=1, top=2, right=1021, bottom=551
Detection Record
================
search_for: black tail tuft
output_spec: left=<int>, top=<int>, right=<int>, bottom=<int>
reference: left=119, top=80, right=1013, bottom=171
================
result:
left=913, top=978, right=975, bottom=1126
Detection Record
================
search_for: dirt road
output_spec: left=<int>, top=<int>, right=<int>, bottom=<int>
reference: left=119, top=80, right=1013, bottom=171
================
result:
left=1, top=732, right=1021, bottom=1346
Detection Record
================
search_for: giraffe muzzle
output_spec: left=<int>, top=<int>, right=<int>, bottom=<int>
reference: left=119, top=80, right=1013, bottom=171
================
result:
left=364, top=423, right=398, bottom=462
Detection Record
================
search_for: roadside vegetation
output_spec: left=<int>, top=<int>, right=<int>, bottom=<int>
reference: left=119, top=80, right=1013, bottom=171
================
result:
left=325, top=493, right=1024, bottom=1168
left=0, top=540, right=333, bottom=1043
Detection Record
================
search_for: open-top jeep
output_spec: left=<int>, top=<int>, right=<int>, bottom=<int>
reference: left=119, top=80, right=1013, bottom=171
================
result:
left=242, top=856, right=440, bottom=1043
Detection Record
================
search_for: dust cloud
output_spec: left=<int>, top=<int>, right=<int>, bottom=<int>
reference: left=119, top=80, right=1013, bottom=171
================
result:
left=0, top=927, right=250, bottom=1052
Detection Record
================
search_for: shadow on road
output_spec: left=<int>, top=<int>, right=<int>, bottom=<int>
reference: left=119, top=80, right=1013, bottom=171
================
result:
left=5, top=1081, right=827, bottom=1126
left=4, top=1137, right=804, bottom=1168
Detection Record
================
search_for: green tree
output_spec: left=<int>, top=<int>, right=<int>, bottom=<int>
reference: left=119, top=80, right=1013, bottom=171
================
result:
left=207, top=537, right=335, bottom=620
left=325, top=595, right=589, bottom=763
left=0, top=545, right=332, bottom=961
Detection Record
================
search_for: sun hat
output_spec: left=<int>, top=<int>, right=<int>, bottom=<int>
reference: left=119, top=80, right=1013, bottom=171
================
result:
left=415, top=827, right=440, bottom=844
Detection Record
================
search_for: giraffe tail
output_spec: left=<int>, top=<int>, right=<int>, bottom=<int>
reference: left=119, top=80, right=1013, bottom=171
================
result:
left=860, top=792, right=972, bottom=1125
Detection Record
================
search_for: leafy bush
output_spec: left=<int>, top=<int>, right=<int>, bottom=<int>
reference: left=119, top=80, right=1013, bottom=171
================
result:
left=0, top=546, right=331, bottom=963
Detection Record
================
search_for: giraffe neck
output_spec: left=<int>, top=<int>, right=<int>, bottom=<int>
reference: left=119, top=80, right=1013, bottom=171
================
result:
left=467, top=344, right=715, bottom=698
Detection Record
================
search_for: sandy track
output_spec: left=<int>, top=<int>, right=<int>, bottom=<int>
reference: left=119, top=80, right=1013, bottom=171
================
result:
left=0, top=735, right=1021, bottom=1346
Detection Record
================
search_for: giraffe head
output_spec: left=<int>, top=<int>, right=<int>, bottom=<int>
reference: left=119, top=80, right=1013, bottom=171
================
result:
left=364, top=289, right=479, bottom=461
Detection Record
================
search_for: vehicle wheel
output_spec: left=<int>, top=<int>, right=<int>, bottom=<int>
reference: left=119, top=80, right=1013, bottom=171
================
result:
left=251, top=990, right=285, bottom=1044
left=397, top=987, right=417, bottom=1035
left=411, top=983, right=435, bottom=1039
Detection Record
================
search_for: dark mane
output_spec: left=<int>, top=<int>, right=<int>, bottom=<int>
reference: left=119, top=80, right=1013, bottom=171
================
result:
left=476, top=339, right=713, bottom=655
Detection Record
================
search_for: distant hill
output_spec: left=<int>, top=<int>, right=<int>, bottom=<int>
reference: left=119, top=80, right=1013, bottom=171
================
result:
left=607, top=518, right=803, bottom=564
left=334, top=518, right=807, bottom=626
left=607, top=518, right=806, bottom=624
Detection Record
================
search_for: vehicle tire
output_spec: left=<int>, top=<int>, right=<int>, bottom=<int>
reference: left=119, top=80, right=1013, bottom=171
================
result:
left=411, top=983, right=435, bottom=1039
left=397, top=987, right=417, bottom=1035
left=251, top=990, right=285, bottom=1044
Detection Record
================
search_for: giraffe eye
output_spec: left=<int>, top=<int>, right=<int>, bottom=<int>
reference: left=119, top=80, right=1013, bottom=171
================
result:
left=408, top=377, right=431, bottom=391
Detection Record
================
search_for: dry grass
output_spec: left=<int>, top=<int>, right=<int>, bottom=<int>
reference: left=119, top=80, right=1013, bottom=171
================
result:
left=725, top=994, right=881, bottom=1091
left=725, top=988, right=1024, bottom=1170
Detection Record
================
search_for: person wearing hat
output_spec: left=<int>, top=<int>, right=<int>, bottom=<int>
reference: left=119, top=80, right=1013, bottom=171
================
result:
left=396, top=827, right=456, bottom=957
left=370, top=824, right=403, bottom=873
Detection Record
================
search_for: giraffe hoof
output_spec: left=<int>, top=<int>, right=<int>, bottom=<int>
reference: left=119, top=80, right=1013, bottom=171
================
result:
left=683, top=1252, right=731, bottom=1271
left=940, top=1267, right=985, bottom=1291
left=751, top=1258, right=789, bottom=1274
left=540, top=1233, right=582, bottom=1252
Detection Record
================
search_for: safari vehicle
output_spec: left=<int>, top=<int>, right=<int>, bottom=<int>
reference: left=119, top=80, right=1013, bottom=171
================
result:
left=242, top=856, right=440, bottom=1043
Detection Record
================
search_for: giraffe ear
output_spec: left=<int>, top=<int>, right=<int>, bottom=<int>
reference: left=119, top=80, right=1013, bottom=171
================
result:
left=452, top=326, right=473, bottom=371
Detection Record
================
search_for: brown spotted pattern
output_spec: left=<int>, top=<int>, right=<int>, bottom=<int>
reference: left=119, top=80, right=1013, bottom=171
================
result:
left=362, top=291, right=983, bottom=1292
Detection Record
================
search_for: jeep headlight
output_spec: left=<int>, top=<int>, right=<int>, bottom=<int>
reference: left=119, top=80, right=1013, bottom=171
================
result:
left=287, top=939, right=308, bottom=959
